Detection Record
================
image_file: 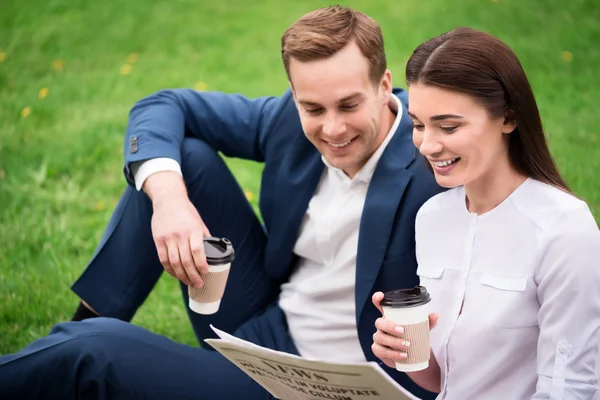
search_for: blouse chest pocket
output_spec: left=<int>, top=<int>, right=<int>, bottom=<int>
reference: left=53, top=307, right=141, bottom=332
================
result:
left=417, top=265, right=445, bottom=279
left=417, top=265, right=445, bottom=287
left=416, top=265, right=455, bottom=305
left=477, top=274, right=539, bottom=329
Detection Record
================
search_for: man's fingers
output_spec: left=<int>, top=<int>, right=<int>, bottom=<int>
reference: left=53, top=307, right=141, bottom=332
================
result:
left=200, top=221, right=211, bottom=238
left=190, top=231, right=209, bottom=275
left=179, top=239, right=203, bottom=288
left=155, top=239, right=176, bottom=278
left=166, top=240, right=190, bottom=286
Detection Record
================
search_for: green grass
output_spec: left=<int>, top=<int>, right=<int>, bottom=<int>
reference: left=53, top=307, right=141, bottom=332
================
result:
left=1, top=0, right=598, bottom=355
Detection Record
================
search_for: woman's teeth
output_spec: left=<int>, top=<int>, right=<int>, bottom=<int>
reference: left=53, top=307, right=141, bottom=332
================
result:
left=433, top=157, right=460, bottom=167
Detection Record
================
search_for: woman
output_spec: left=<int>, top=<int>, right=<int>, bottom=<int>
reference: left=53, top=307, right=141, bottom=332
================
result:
left=371, top=27, right=600, bottom=399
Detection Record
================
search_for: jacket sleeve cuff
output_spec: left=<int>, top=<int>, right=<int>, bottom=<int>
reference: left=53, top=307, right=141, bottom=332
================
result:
left=131, top=158, right=182, bottom=191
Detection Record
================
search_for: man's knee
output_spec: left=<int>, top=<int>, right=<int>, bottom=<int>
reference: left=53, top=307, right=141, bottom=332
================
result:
left=49, top=318, right=150, bottom=364
left=50, top=318, right=140, bottom=342
left=180, top=138, right=227, bottom=184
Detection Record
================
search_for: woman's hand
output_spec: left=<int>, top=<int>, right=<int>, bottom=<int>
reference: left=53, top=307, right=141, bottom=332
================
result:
left=371, top=291, right=438, bottom=369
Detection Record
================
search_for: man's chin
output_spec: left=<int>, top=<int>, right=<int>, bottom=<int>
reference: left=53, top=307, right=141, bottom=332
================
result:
left=323, top=158, right=361, bottom=178
left=323, top=156, right=348, bottom=170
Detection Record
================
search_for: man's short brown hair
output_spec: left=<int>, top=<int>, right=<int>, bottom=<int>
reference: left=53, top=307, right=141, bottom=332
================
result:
left=281, top=5, right=387, bottom=86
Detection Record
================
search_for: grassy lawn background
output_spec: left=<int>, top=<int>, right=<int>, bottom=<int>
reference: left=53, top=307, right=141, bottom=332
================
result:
left=1, top=0, right=598, bottom=354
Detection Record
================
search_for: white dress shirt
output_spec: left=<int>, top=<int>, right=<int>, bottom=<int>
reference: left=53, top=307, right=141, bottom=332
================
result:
left=278, top=94, right=402, bottom=362
left=416, top=178, right=600, bottom=399
left=131, top=158, right=182, bottom=191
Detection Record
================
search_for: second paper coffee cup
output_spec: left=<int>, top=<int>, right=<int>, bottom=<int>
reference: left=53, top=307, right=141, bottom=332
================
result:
left=188, top=237, right=235, bottom=315
left=381, top=286, right=431, bottom=372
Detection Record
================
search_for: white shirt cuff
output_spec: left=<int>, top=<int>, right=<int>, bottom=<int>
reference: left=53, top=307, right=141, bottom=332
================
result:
left=131, top=158, right=182, bottom=191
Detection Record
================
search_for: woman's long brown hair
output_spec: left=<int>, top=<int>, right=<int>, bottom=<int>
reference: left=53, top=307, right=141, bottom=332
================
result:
left=406, top=27, right=570, bottom=192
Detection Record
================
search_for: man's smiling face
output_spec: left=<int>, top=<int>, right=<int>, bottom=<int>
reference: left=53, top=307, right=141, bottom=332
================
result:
left=289, top=41, right=392, bottom=178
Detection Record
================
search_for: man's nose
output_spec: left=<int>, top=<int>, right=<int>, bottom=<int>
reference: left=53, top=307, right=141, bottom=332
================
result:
left=322, top=112, right=346, bottom=137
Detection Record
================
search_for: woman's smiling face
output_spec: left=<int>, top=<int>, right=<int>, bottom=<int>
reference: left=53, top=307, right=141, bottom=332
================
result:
left=408, top=83, right=516, bottom=188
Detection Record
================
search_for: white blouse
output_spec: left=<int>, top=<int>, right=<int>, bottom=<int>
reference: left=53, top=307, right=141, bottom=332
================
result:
left=415, top=178, right=600, bottom=399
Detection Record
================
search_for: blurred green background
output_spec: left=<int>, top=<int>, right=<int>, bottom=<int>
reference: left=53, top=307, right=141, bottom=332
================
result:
left=1, top=0, right=598, bottom=354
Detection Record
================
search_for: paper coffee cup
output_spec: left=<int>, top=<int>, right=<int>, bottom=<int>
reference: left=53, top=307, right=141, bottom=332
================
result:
left=188, top=237, right=235, bottom=315
left=381, top=286, right=431, bottom=372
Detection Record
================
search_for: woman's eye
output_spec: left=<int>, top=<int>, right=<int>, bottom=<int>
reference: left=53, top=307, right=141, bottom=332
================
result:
left=441, top=126, right=458, bottom=133
left=413, top=124, right=425, bottom=131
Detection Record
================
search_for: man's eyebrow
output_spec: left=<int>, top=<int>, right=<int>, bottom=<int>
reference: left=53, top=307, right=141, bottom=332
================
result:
left=298, top=92, right=363, bottom=107
left=297, top=100, right=321, bottom=107
left=407, top=111, right=464, bottom=121
left=337, top=92, right=362, bottom=103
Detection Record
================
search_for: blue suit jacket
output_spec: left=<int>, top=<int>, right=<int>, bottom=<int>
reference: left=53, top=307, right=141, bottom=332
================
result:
left=123, top=88, right=443, bottom=398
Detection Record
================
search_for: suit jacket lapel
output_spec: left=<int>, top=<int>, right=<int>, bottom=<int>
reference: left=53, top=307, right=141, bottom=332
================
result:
left=355, top=106, right=417, bottom=320
left=265, top=133, right=324, bottom=280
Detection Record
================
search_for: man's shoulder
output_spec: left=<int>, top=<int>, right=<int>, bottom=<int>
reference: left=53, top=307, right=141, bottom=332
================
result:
left=259, top=89, right=312, bottom=169
left=213, top=87, right=298, bottom=126
left=392, top=87, right=408, bottom=105
left=259, top=89, right=303, bottom=137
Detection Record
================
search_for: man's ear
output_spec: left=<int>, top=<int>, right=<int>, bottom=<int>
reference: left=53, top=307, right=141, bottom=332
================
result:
left=380, top=69, right=393, bottom=105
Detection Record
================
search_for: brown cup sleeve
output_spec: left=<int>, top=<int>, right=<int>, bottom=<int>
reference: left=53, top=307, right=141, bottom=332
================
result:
left=393, top=320, right=430, bottom=365
left=188, top=268, right=230, bottom=303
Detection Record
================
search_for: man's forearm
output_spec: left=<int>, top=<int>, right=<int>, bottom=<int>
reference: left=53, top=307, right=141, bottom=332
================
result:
left=143, top=171, right=188, bottom=206
left=132, top=158, right=183, bottom=191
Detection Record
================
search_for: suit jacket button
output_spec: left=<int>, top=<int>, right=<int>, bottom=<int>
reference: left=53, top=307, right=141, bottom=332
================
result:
left=129, top=136, right=139, bottom=153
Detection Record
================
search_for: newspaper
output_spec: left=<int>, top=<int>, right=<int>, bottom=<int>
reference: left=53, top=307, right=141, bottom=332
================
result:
left=205, top=326, right=420, bottom=400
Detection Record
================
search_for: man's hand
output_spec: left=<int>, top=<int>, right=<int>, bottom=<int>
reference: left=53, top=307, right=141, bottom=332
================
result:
left=144, top=171, right=211, bottom=288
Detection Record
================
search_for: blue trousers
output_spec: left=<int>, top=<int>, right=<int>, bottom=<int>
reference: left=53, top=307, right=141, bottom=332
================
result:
left=0, top=138, right=294, bottom=399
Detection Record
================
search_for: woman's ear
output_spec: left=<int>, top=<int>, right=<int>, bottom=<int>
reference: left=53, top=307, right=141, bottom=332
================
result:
left=502, top=110, right=517, bottom=134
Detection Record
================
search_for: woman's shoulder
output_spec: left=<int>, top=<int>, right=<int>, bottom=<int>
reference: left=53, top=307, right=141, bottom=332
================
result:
left=520, top=180, right=600, bottom=286
left=511, top=179, right=597, bottom=234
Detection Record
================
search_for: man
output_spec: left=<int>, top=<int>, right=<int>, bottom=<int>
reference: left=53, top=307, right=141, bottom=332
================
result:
left=0, top=6, right=442, bottom=399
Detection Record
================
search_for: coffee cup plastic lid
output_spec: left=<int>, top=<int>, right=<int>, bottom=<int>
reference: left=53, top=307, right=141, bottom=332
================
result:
left=381, top=286, right=431, bottom=308
left=204, top=237, right=235, bottom=265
